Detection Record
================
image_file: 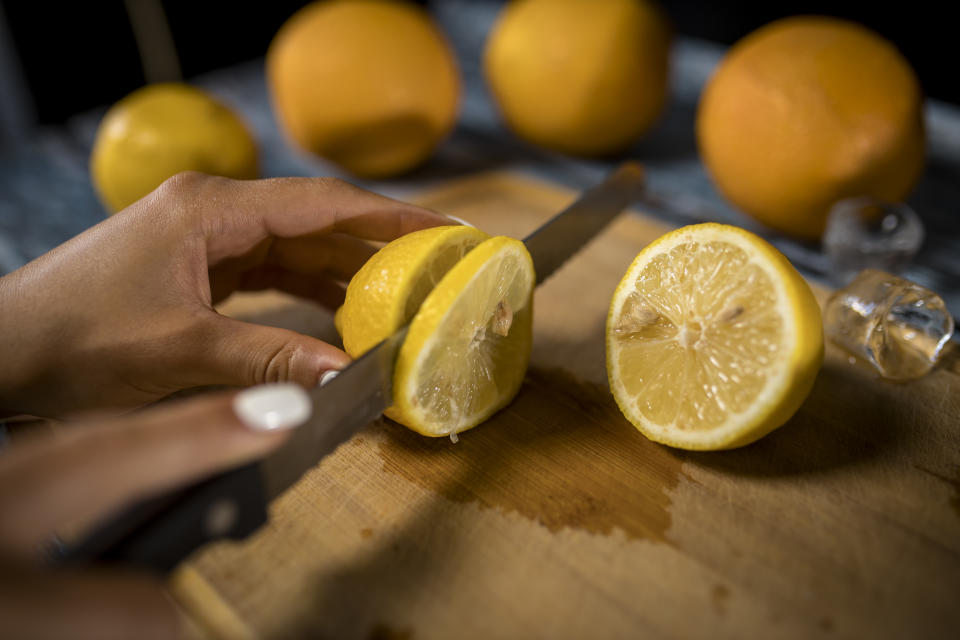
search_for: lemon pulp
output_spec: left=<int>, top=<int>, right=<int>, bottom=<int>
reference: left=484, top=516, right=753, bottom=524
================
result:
left=392, top=236, right=535, bottom=437
left=606, top=223, right=822, bottom=450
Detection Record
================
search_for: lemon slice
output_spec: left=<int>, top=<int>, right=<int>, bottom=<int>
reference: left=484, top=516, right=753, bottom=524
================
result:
left=390, top=236, right=535, bottom=437
left=339, top=225, right=489, bottom=357
left=606, top=223, right=823, bottom=450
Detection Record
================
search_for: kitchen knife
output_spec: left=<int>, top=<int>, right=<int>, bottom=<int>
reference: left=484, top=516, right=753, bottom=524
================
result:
left=51, top=162, right=646, bottom=573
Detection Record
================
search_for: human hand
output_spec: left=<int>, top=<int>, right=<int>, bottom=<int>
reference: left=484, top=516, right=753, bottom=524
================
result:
left=0, top=382, right=311, bottom=639
left=0, top=173, right=452, bottom=418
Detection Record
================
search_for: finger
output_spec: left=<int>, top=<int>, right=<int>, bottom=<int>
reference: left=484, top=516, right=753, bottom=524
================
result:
left=207, top=238, right=274, bottom=304
left=0, top=385, right=311, bottom=555
left=267, top=232, right=379, bottom=282
left=192, top=314, right=350, bottom=389
left=199, top=176, right=453, bottom=262
left=234, top=266, right=347, bottom=309
left=0, top=559, right=182, bottom=640
left=208, top=234, right=371, bottom=305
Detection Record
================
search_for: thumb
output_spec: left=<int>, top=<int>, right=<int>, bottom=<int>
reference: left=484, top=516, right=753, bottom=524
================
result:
left=198, top=315, right=351, bottom=389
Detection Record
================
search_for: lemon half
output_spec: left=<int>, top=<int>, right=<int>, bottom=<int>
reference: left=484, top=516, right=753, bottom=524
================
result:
left=606, top=223, right=823, bottom=450
left=391, top=236, right=535, bottom=437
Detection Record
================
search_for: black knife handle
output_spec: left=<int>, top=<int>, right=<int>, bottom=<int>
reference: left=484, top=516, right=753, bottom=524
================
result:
left=50, top=461, right=267, bottom=573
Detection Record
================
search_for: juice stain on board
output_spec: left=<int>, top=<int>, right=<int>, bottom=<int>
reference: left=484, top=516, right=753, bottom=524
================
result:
left=376, top=368, right=685, bottom=543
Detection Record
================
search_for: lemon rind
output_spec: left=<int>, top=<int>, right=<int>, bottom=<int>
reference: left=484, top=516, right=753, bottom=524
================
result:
left=341, top=225, right=489, bottom=356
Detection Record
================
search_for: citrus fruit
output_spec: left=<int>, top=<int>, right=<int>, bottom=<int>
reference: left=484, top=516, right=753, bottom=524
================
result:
left=266, top=0, right=460, bottom=178
left=392, top=236, right=535, bottom=437
left=606, top=223, right=823, bottom=450
left=696, top=16, right=925, bottom=240
left=484, top=0, right=671, bottom=156
left=339, top=225, right=489, bottom=358
left=90, top=83, right=258, bottom=214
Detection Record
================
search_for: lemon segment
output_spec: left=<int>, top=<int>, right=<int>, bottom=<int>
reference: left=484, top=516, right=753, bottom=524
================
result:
left=391, top=236, right=535, bottom=437
left=606, top=223, right=823, bottom=450
left=339, top=225, right=489, bottom=357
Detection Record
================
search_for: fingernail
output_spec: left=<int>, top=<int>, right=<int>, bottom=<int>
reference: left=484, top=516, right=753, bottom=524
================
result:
left=445, top=214, right=475, bottom=228
left=319, top=369, right=340, bottom=386
left=233, top=383, right=312, bottom=432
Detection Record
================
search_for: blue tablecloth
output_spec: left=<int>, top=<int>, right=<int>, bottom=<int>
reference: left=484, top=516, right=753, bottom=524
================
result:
left=2, top=2, right=958, bottom=315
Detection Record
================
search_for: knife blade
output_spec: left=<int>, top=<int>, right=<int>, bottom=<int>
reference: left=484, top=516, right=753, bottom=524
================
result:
left=525, top=162, right=645, bottom=284
left=51, top=162, right=645, bottom=572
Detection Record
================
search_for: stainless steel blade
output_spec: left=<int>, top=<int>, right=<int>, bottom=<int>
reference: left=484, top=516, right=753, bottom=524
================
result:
left=260, top=327, right=407, bottom=500
left=523, top=162, right=646, bottom=284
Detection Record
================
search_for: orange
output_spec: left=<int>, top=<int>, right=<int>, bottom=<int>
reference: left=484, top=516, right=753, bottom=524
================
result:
left=266, top=0, right=460, bottom=178
left=697, top=16, right=925, bottom=240
left=484, top=0, right=671, bottom=156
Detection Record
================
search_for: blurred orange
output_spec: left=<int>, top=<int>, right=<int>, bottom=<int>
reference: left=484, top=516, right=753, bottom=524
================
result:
left=266, top=0, right=460, bottom=178
left=484, top=0, right=671, bottom=156
left=697, top=16, right=925, bottom=240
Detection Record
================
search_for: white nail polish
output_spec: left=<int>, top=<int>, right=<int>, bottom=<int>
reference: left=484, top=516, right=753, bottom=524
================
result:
left=233, top=383, right=312, bottom=432
left=445, top=214, right=476, bottom=228
left=319, top=370, right=340, bottom=386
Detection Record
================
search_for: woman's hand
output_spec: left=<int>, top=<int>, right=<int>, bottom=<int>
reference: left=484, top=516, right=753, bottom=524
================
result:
left=0, top=173, right=451, bottom=418
left=0, top=383, right=312, bottom=639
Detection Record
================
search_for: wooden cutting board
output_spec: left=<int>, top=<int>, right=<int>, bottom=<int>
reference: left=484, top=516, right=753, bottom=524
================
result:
left=172, top=171, right=960, bottom=640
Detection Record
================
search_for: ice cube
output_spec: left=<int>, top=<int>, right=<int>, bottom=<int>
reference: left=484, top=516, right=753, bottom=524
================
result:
left=824, top=269, right=954, bottom=380
left=822, top=198, right=924, bottom=287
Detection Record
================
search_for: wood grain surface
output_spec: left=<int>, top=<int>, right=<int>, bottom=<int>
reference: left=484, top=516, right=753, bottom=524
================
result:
left=172, top=171, right=960, bottom=640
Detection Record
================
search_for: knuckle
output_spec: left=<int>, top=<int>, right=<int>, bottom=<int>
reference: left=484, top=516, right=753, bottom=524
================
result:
left=258, top=341, right=308, bottom=384
left=159, top=170, right=208, bottom=200
left=153, top=171, right=234, bottom=228
left=156, top=171, right=233, bottom=208
left=315, top=176, right=350, bottom=193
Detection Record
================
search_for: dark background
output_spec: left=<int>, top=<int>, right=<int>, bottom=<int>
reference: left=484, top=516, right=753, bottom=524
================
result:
left=0, top=0, right=954, bottom=132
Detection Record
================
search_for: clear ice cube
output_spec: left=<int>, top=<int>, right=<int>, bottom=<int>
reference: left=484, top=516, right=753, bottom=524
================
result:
left=824, top=269, right=954, bottom=380
left=822, top=198, right=924, bottom=286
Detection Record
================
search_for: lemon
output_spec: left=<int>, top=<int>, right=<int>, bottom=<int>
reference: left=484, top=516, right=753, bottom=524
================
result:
left=339, top=227, right=534, bottom=437
left=266, top=0, right=460, bottom=178
left=392, top=236, right=535, bottom=437
left=90, top=83, right=258, bottom=213
left=339, top=225, right=489, bottom=358
left=606, top=223, right=823, bottom=450
left=696, top=17, right=925, bottom=240
left=484, top=0, right=671, bottom=156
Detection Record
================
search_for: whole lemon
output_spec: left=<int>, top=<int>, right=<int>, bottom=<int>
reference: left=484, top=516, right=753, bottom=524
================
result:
left=266, top=0, right=460, bottom=178
left=697, top=16, right=925, bottom=240
left=484, top=0, right=671, bottom=156
left=90, top=83, right=258, bottom=214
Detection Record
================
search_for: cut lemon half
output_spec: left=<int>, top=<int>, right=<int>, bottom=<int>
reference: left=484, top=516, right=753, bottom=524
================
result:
left=606, top=223, right=823, bottom=450
left=390, top=236, right=535, bottom=437
left=339, top=225, right=489, bottom=357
